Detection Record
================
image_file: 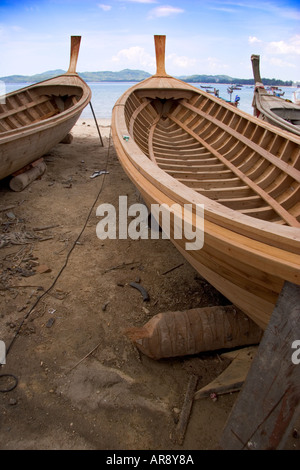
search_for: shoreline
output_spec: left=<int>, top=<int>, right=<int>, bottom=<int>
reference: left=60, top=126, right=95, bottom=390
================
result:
left=74, top=117, right=112, bottom=139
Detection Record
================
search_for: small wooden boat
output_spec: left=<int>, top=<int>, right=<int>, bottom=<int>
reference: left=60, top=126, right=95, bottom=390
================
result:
left=112, top=35, right=300, bottom=330
left=293, top=89, right=300, bottom=106
left=0, top=36, right=91, bottom=180
left=251, top=54, right=300, bottom=136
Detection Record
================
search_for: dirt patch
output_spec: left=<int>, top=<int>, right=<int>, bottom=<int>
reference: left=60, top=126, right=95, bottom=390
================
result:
left=0, top=119, right=299, bottom=450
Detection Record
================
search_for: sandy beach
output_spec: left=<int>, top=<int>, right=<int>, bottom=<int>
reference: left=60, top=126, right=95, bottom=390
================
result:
left=0, top=118, right=298, bottom=451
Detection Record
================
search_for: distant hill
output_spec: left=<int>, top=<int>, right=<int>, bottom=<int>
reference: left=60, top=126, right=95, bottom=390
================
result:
left=0, top=69, right=293, bottom=86
left=179, top=74, right=293, bottom=86
left=0, top=70, right=66, bottom=83
left=79, top=69, right=151, bottom=82
left=0, top=68, right=151, bottom=83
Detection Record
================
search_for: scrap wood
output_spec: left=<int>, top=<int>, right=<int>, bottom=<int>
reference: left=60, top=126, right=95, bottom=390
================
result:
left=0, top=205, right=17, bottom=213
left=161, top=263, right=184, bottom=276
left=103, top=261, right=139, bottom=274
left=0, top=230, right=53, bottom=248
left=194, top=346, right=258, bottom=400
left=32, top=224, right=60, bottom=231
left=175, top=374, right=198, bottom=445
left=68, top=340, right=102, bottom=372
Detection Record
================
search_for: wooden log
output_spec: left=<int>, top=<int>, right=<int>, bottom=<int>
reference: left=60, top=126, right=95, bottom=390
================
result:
left=60, top=133, right=73, bottom=144
left=9, top=160, right=47, bottom=192
left=125, top=305, right=263, bottom=360
left=219, top=281, right=300, bottom=450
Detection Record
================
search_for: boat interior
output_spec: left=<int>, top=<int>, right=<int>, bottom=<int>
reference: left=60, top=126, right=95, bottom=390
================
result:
left=124, top=90, right=300, bottom=227
left=270, top=107, right=300, bottom=126
left=0, top=85, right=83, bottom=133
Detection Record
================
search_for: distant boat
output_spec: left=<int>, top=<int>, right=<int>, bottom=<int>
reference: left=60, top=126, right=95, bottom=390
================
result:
left=226, top=86, right=240, bottom=106
left=293, top=89, right=300, bottom=106
left=0, top=36, right=91, bottom=181
left=112, top=35, right=300, bottom=331
left=251, top=54, right=300, bottom=136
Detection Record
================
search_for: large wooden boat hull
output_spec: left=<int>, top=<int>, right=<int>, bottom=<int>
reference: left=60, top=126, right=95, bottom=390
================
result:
left=251, top=54, right=300, bottom=137
left=112, top=36, right=300, bottom=330
left=0, top=37, right=91, bottom=180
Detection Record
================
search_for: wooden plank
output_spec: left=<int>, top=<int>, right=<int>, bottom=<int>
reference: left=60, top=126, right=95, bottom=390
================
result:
left=169, top=114, right=300, bottom=227
left=129, top=99, right=150, bottom=136
left=181, top=100, right=300, bottom=180
left=194, top=346, right=258, bottom=399
left=0, top=95, right=50, bottom=120
left=219, top=281, right=300, bottom=450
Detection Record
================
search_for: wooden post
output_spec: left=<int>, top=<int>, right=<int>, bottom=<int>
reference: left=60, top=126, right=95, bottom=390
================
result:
left=251, top=54, right=263, bottom=85
left=154, top=35, right=167, bottom=77
left=67, top=36, right=81, bottom=74
left=219, top=281, right=300, bottom=450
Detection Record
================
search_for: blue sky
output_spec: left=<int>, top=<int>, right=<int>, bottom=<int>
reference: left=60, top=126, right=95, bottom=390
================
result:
left=0, top=0, right=299, bottom=81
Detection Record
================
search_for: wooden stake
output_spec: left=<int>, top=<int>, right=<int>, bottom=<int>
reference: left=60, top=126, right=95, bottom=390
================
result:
left=154, top=35, right=167, bottom=76
left=175, top=374, right=198, bottom=445
left=67, top=36, right=81, bottom=74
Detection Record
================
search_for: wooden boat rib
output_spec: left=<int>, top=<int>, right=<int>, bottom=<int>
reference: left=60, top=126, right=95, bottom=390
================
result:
left=0, top=36, right=91, bottom=180
left=251, top=54, right=300, bottom=137
left=112, top=36, right=300, bottom=330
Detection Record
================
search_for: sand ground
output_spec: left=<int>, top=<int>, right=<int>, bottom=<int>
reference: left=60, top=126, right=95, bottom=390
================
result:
left=0, top=118, right=299, bottom=451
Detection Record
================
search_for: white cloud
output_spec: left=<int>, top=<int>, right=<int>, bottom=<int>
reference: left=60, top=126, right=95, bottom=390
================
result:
left=148, top=5, right=184, bottom=19
left=98, top=4, right=112, bottom=11
left=112, top=46, right=155, bottom=69
left=248, top=36, right=262, bottom=44
left=265, top=35, right=300, bottom=55
left=205, top=56, right=230, bottom=73
left=266, top=57, right=296, bottom=69
left=167, top=53, right=196, bottom=69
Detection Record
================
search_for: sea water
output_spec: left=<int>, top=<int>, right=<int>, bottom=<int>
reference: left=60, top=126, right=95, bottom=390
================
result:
left=4, top=81, right=298, bottom=119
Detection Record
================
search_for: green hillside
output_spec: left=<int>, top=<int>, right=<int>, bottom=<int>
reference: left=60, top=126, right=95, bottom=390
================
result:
left=0, top=69, right=293, bottom=86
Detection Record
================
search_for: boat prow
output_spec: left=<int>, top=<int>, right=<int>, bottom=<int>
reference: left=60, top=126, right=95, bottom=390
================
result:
left=251, top=54, right=300, bottom=136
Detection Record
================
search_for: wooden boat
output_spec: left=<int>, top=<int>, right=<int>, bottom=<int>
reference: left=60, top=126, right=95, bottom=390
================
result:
left=251, top=54, right=300, bottom=137
left=112, top=35, right=300, bottom=331
left=0, top=36, right=91, bottom=180
left=293, top=89, right=300, bottom=106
